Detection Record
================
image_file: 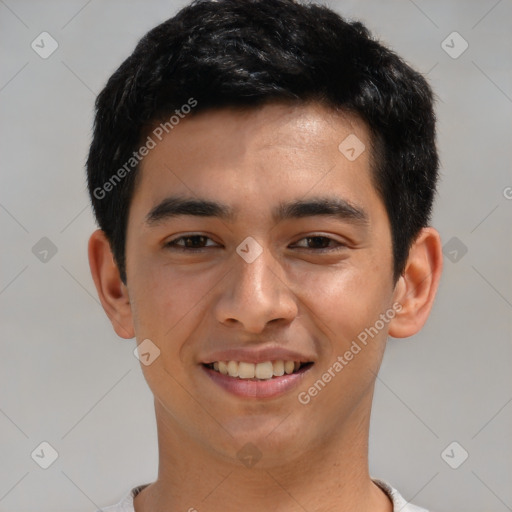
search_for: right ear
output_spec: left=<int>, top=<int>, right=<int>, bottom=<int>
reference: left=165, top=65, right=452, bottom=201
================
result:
left=88, top=229, right=134, bottom=339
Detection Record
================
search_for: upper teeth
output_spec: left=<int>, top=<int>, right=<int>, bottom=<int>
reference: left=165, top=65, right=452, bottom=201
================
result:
left=212, top=360, right=301, bottom=379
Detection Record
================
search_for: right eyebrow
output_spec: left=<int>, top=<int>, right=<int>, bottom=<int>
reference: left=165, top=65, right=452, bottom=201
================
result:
left=145, top=196, right=235, bottom=226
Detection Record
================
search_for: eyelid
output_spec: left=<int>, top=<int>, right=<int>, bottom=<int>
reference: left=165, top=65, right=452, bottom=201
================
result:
left=164, top=233, right=221, bottom=248
left=290, top=234, right=347, bottom=250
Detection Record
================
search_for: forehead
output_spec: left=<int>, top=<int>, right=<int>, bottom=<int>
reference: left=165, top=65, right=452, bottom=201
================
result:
left=142, top=101, right=369, bottom=165
left=131, top=102, right=379, bottom=220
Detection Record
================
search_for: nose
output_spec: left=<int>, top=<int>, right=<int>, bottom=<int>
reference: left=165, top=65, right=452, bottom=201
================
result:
left=213, top=245, right=298, bottom=333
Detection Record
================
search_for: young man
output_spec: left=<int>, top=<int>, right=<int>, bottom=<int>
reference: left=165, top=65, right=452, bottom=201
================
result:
left=87, top=0, right=443, bottom=510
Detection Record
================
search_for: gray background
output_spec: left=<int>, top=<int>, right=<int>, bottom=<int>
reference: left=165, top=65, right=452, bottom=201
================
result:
left=1, top=0, right=511, bottom=510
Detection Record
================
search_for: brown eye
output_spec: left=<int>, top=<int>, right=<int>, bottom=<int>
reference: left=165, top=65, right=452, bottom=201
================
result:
left=165, top=234, right=218, bottom=250
left=291, top=236, right=345, bottom=251
left=305, top=236, right=331, bottom=249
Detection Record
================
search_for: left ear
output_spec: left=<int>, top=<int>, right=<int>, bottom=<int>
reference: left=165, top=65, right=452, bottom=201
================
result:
left=388, top=227, right=443, bottom=338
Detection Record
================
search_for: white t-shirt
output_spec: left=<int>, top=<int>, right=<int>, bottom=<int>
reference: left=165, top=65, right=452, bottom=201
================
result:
left=97, top=480, right=429, bottom=511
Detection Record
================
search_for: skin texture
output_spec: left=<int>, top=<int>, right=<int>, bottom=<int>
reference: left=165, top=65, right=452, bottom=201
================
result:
left=88, top=102, right=443, bottom=512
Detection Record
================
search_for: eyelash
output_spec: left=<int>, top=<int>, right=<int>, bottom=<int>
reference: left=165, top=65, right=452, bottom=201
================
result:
left=164, top=234, right=346, bottom=252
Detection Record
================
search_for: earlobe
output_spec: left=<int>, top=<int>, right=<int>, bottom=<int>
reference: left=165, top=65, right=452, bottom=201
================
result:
left=388, top=227, right=443, bottom=339
left=88, top=229, right=135, bottom=339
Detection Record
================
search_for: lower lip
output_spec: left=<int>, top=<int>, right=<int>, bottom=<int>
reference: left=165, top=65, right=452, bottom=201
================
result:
left=202, top=364, right=312, bottom=399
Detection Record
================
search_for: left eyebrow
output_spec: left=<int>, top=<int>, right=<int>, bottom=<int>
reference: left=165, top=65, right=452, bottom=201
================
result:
left=272, top=196, right=369, bottom=226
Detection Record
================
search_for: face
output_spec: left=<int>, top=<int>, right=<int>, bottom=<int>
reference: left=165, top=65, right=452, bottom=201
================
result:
left=123, top=102, right=400, bottom=465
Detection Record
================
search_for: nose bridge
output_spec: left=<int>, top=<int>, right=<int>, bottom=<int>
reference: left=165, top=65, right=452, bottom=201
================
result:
left=214, top=241, right=297, bottom=331
left=236, top=246, right=276, bottom=300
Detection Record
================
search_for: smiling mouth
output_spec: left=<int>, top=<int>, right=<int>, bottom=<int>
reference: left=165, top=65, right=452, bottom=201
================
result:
left=204, top=360, right=314, bottom=380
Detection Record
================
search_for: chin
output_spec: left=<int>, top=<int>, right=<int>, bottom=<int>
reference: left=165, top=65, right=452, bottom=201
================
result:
left=212, top=414, right=308, bottom=463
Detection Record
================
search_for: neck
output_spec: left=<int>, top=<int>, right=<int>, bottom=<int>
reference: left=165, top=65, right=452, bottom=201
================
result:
left=134, top=392, right=392, bottom=512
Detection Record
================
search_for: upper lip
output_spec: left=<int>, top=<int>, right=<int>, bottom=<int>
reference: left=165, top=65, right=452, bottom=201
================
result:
left=201, top=346, right=316, bottom=365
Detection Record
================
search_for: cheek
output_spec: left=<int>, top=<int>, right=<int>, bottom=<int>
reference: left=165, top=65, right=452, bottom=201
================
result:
left=294, top=260, right=391, bottom=341
left=294, top=265, right=392, bottom=422
left=128, top=263, right=217, bottom=394
left=128, top=256, right=214, bottom=343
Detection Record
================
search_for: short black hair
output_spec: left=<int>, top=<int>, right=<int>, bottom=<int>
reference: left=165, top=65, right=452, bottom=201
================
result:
left=87, top=0, right=438, bottom=285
